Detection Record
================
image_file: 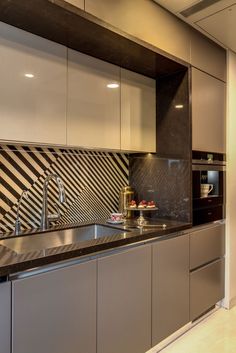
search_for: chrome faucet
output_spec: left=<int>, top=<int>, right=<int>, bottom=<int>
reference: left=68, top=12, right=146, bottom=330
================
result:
left=41, top=174, right=66, bottom=230
left=15, top=190, right=28, bottom=235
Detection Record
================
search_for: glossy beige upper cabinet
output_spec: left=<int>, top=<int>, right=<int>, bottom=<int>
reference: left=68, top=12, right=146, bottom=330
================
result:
left=85, top=0, right=191, bottom=63
left=121, top=69, right=156, bottom=152
left=0, top=22, right=67, bottom=144
left=190, top=30, right=226, bottom=81
left=67, top=49, right=120, bottom=149
left=64, top=0, right=84, bottom=9
left=192, top=68, right=226, bottom=153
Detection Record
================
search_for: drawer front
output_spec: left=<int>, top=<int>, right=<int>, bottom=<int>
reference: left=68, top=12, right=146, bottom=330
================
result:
left=193, top=196, right=223, bottom=209
left=190, top=258, right=225, bottom=321
left=193, top=205, right=223, bottom=226
left=190, top=223, right=225, bottom=270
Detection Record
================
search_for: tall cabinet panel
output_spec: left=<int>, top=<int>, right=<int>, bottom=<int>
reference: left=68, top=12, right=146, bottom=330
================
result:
left=152, top=234, right=190, bottom=345
left=0, top=22, right=67, bottom=144
left=97, top=245, right=152, bottom=353
left=192, top=68, right=226, bottom=153
left=121, top=68, right=156, bottom=152
left=67, top=49, right=121, bottom=149
left=12, top=260, right=97, bottom=353
left=0, top=282, right=11, bottom=353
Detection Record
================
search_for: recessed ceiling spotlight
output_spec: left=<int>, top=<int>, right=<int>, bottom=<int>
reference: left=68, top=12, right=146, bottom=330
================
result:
left=107, top=83, right=119, bottom=89
left=24, top=73, right=35, bottom=78
left=175, top=104, right=184, bottom=109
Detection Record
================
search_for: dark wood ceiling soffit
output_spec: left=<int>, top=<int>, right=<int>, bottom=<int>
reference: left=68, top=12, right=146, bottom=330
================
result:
left=0, top=0, right=189, bottom=78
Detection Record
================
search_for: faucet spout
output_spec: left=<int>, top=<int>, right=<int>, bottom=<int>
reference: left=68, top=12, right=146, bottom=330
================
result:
left=41, top=174, right=66, bottom=230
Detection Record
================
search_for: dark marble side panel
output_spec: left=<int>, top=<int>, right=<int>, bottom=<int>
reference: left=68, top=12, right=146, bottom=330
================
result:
left=129, top=154, right=191, bottom=223
left=156, top=69, right=191, bottom=159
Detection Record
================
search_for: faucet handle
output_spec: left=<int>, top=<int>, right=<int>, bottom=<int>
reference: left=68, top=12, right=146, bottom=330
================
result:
left=48, top=203, right=61, bottom=223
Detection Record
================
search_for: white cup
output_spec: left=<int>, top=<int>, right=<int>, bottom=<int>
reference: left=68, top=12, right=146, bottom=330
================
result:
left=111, top=213, right=123, bottom=222
left=201, top=184, right=213, bottom=198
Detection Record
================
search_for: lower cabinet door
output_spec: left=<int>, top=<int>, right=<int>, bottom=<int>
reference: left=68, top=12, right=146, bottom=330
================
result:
left=152, top=234, right=190, bottom=345
left=97, top=245, right=152, bottom=353
left=190, top=258, right=225, bottom=321
left=0, top=282, right=11, bottom=353
left=12, top=260, right=97, bottom=353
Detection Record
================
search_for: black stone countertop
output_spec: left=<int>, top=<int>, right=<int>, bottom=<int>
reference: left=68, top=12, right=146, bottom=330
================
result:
left=0, top=219, right=191, bottom=277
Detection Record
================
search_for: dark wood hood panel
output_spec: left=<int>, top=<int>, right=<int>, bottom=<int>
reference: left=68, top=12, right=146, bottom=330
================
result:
left=0, top=0, right=188, bottom=78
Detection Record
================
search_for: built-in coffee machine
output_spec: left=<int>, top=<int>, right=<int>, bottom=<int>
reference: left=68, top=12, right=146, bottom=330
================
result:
left=192, top=151, right=226, bottom=225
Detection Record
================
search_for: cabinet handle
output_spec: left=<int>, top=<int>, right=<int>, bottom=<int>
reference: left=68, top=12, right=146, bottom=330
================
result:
left=208, top=199, right=212, bottom=202
left=208, top=212, right=212, bottom=216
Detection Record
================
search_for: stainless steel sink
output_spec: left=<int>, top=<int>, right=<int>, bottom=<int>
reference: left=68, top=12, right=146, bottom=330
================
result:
left=0, top=224, right=127, bottom=255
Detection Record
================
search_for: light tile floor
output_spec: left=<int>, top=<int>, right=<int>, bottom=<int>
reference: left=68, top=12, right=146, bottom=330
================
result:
left=160, top=306, right=236, bottom=353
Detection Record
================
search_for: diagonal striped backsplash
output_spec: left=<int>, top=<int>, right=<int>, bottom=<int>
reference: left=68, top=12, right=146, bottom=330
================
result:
left=0, top=145, right=129, bottom=233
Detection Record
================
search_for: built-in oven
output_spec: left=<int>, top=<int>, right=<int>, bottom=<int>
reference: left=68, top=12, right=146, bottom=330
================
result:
left=192, top=151, right=226, bottom=226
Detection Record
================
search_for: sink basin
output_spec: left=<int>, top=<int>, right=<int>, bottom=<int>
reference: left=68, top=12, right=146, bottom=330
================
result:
left=0, top=224, right=127, bottom=255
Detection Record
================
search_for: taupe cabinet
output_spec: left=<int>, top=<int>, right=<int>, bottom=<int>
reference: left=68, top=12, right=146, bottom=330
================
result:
left=12, top=260, right=97, bottom=353
left=190, top=223, right=225, bottom=320
left=97, top=245, right=152, bottom=353
left=0, top=22, right=67, bottom=145
left=0, top=282, right=11, bottom=353
left=8, top=233, right=193, bottom=353
left=152, top=234, right=190, bottom=345
left=121, top=68, right=156, bottom=152
left=192, top=68, right=225, bottom=153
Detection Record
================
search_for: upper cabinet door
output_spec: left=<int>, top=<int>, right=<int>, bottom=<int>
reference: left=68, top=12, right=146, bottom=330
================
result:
left=121, top=68, right=156, bottom=152
left=67, top=49, right=121, bottom=149
left=85, top=0, right=191, bottom=63
left=0, top=22, right=67, bottom=145
left=190, top=30, right=226, bottom=82
left=192, top=68, right=226, bottom=153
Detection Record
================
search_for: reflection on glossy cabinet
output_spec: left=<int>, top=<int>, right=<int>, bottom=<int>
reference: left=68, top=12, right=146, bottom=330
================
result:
left=97, top=245, right=152, bottom=353
left=152, top=235, right=190, bottom=345
left=121, top=68, right=156, bottom=152
left=0, top=22, right=67, bottom=145
left=0, top=282, right=11, bottom=353
left=12, top=260, right=97, bottom=353
left=192, top=68, right=225, bottom=153
left=67, top=49, right=120, bottom=149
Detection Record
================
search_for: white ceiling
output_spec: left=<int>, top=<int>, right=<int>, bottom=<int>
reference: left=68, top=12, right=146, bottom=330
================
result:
left=154, top=0, right=236, bottom=52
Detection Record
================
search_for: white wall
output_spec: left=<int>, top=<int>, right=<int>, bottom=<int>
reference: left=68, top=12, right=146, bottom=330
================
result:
left=223, top=50, right=236, bottom=308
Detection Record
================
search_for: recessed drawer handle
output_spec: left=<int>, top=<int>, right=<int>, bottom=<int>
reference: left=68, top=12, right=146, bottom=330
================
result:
left=208, top=212, right=212, bottom=215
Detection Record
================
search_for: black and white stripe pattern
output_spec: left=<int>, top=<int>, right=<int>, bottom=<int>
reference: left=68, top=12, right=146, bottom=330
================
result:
left=0, top=145, right=129, bottom=232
